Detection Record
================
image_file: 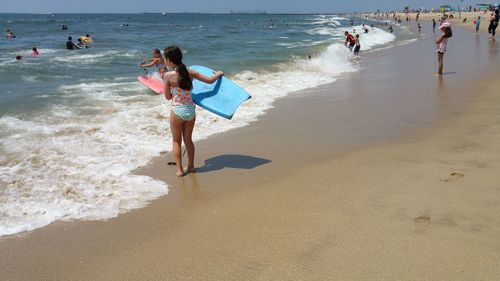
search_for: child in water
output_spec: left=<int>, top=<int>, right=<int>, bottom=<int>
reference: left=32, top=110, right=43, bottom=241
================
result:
left=140, top=48, right=166, bottom=79
left=31, top=47, right=40, bottom=56
left=6, top=30, right=15, bottom=39
left=353, top=34, right=361, bottom=56
left=75, top=38, right=88, bottom=49
left=81, top=34, right=94, bottom=43
left=436, top=22, right=452, bottom=75
left=163, top=46, right=223, bottom=177
left=474, top=16, right=481, bottom=34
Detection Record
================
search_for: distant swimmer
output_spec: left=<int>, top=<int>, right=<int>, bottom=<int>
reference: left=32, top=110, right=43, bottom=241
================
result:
left=66, top=36, right=78, bottom=50
left=31, top=47, right=40, bottom=56
left=139, top=48, right=166, bottom=77
left=388, top=26, right=393, bottom=33
left=80, top=34, right=94, bottom=43
left=353, top=34, right=361, bottom=56
left=15, top=55, right=23, bottom=60
left=6, top=29, right=16, bottom=39
left=75, top=38, right=89, bottom=49
left=344, top=31, right=355, bottom=51
left=418, top=23, right=422, bottom=32
left=61, top=25, right=68, bottom=30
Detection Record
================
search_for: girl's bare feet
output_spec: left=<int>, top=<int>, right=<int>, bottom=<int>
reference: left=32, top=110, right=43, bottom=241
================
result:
left=176, top=170, right=185, bottom=177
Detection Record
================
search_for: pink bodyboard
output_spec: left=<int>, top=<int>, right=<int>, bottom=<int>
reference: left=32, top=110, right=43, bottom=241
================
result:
left=137, top=76, right=164, bottom=94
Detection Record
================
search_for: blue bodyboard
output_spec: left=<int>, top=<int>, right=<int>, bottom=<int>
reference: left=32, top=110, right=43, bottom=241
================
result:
left=191, top=65, right=251, bottom=120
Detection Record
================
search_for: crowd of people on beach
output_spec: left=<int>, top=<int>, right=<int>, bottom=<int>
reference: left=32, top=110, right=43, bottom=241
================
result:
left=4, top=8, right=499, bottom=176
left=365, top=6, right=500, bottom=75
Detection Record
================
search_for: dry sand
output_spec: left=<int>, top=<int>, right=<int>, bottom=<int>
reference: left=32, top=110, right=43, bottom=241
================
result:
left=1, top=23, right=500, bottom=281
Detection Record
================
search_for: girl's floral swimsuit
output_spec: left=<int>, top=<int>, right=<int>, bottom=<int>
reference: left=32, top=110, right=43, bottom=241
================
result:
left=171, top=87, right=196, bottom=121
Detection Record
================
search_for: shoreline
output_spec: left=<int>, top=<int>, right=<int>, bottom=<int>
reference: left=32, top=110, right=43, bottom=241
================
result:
left=1, top=23, right=500, bottom=280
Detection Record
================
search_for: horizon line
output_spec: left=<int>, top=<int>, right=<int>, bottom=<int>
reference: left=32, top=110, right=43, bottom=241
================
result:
left=0, top=11, right=368, bottom=15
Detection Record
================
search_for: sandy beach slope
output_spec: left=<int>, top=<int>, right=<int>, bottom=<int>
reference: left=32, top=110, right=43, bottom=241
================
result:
left=377, top=11, right=497, bottom=33
left=1, top=24, right=499, bottom=280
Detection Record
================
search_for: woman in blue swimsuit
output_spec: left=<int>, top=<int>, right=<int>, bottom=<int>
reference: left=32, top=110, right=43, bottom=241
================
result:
left=163, top=46, right=223, bottom=177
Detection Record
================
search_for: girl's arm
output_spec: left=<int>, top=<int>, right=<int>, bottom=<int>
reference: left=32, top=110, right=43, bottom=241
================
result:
left=140, top=58, right=160, bottom=68
left=189, top=69, right=224, bottom=84
left=164, top=76, right=173, bottom=100
left=435, top=35, right=444, bottom=44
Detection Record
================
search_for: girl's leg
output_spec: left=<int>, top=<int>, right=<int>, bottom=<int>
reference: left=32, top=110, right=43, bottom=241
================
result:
left=437, top=53, right=444, bottom=75
left=170, top=112, right=185, bottom=177
left=183, top=117, right=196, bottom=173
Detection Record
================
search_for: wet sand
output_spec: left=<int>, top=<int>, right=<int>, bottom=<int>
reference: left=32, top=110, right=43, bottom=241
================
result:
left=1, top=26, right=500, bottom=280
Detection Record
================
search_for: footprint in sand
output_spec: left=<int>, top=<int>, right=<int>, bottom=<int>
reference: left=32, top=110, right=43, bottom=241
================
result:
left=414, top=215, right=431, bottom=234
left=440, top=172, right=465, bottom=182
left=414, top=215, right=431, bottom=222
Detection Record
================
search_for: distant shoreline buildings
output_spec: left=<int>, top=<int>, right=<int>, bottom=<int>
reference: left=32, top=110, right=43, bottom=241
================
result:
left=230, top=10, right=268, bottom=15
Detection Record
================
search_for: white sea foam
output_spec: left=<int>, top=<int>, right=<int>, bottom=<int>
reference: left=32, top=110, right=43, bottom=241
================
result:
left=275, top=40, right=327, bottom=48
left=0, top=23, right=399, bottom=237
left=1, top=48, right=60, bottom=58
left=0, top=82, right=170, bottom=236
left=306, top=15, right=347, bottom=26
left=52, top=50, right=141, bottom=65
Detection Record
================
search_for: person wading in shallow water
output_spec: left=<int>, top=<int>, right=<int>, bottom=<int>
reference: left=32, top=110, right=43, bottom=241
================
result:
left=488, top=9, right=499, bottom=38
left=436, top=22, right=452, bottom=76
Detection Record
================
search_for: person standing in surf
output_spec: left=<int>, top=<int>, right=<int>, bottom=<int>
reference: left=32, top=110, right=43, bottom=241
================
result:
left=488, top=9, right=499, bottom=38
left=344, top=31, right=355, bottom=51
left=353, top=34, right=361, bottom=56
left=436, top=22, right=452, bottom=76
left=475, top=16, right=481, bottom=34
left=163, top=46, right=223, bottom=177
left=140, top=48, right=166, bottom=79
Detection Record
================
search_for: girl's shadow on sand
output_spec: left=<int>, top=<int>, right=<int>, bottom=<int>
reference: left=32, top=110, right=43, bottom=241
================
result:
left=196, top=154, right=271, bottom=173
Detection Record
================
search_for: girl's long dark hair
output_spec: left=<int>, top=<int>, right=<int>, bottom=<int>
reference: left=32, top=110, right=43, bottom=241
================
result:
left=444, top=26, right=452, bottom=38
left=164, top=46, right=192, bottom=90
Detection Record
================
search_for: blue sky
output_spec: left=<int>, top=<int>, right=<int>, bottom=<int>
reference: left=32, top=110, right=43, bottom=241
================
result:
left=0, top=0, right=476, bottom=13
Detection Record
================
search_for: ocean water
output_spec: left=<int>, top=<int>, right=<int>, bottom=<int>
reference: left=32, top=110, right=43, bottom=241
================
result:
left=0, top=13, right=412, bottom=236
